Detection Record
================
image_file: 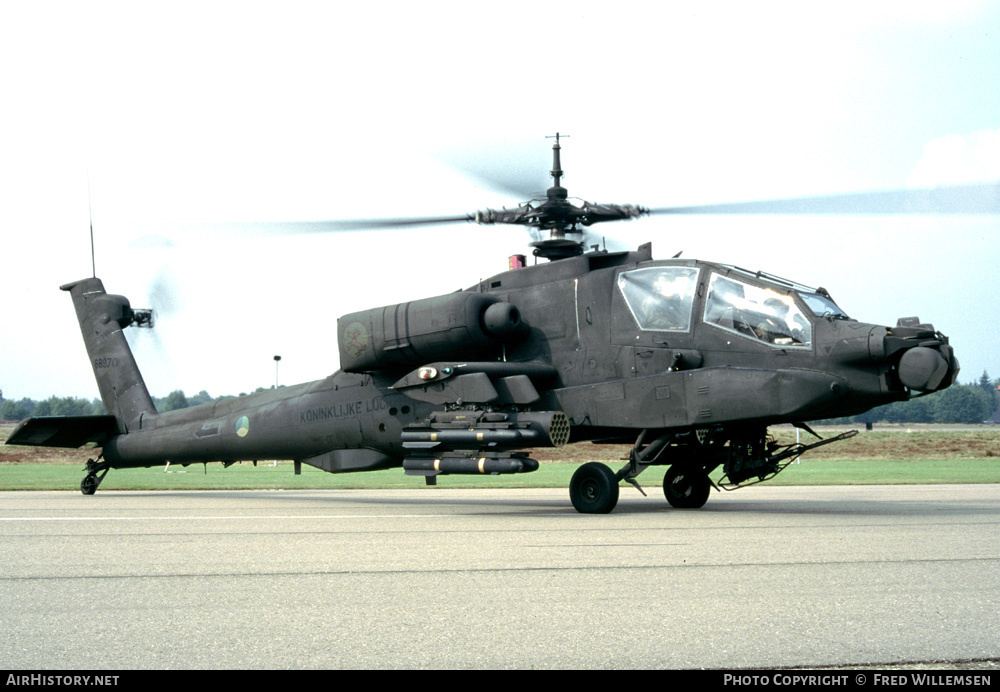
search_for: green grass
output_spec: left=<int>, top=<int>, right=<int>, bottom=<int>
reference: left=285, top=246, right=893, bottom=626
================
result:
left=1, top=456, right=997, bottom=492
left=3, top=424, right=998, bottom=491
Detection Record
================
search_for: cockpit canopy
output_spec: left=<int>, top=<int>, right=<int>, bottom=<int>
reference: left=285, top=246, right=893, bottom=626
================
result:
left=617, top=263, right=851, bottom=349
left=703, top=272, right=812, bottom=347
left=797, top=290, right=849, bottom=319
left=617, top=266, right=699, bottom=333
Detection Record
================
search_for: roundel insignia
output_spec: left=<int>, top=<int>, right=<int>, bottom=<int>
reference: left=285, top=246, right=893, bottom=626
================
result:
left=344, top=321, right=369, bottom=358
left=236, top=416, right=250, bottom=437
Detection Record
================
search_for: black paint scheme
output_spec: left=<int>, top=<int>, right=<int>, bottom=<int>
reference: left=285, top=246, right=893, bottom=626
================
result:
left=7, top=242, right=958, bottom=512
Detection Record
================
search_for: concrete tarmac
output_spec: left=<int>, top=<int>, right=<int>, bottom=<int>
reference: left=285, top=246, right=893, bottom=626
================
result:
left=1, top=484, right=998, bottom=669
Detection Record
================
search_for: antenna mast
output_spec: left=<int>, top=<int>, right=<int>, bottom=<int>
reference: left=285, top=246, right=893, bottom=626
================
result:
left=87, top=172, right=96, bottom=278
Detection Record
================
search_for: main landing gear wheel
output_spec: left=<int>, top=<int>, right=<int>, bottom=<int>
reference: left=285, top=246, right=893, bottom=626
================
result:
left=570, top=462, right=620, bottom=514
left=663, top=464, right=711, bottom=509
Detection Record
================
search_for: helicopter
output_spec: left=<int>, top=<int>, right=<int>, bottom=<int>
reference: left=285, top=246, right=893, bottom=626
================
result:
left=6, top=134, right=980, bottom=514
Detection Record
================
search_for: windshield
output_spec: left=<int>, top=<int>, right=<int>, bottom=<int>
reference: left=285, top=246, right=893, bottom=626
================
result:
left=704, top=272, right=812, bottom=348
left=798, top=292, right=849, bottom=319
left=618, top=266, right=699, bottom=332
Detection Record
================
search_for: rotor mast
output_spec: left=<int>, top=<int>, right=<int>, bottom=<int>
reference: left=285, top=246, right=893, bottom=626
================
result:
left=548, top=132, right=566, bottom=189
left=470, top=134, right=650, bottom=261
left=531, top=132, right=582, bottom=260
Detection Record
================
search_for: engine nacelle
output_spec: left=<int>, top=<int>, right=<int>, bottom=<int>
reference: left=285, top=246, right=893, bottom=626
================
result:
left=338, top=292, right=525, bottom=373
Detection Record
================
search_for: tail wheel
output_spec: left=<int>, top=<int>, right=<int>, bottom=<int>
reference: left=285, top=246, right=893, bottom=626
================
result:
left=81, top=474, right=99, bottom=496
left=80, top=459, right=109, bottom=496
left=569, top=462, right=620, bottom=514
left=663, top=464, right=711, bottom=509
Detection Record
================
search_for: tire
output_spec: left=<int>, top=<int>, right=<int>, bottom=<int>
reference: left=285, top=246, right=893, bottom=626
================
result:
left=663, top=464, right=711, bottom=509
left=81, top=474, right=98, bottom=496
left=569, top=462, right=620, bottom=514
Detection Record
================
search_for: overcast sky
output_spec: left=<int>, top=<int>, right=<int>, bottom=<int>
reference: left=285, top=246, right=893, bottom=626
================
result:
left=2, top=1, right=998, bottom=401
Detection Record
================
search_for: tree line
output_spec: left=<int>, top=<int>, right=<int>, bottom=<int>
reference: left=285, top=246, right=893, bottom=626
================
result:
left=824, top=372, right=998, bottom=425
left=0, top=388, right=257, bottom=422
left=805, top=370, right=998, bottom=425
left=2, top=373, right=998, bottom=425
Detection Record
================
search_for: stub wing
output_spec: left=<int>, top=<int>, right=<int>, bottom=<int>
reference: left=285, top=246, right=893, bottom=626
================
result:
left=390, top=361, right=558, bottom=406
left=5, top=415, right=119, bottom=448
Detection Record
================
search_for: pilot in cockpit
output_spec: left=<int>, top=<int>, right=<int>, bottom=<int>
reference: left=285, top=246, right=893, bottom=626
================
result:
left=756, top=298, right=796, bottom=344
left=642, top=273, right=687, bottom=331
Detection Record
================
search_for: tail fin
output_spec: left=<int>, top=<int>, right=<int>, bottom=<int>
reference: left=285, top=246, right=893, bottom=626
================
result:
left=60, top=277, right=156, bottom=432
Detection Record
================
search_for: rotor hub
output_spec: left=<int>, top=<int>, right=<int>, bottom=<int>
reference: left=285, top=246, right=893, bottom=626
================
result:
left=470, top=134, right=648, bottom=259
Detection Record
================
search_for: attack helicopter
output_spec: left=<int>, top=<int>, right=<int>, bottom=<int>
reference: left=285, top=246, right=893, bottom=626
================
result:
left=7, top=135, right=981, bottom=513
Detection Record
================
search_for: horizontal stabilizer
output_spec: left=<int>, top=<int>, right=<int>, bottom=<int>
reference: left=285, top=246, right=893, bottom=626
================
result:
left=5, top=415, right=119, bottom=448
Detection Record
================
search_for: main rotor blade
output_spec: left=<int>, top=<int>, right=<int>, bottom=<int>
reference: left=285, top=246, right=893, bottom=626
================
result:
left=648, top=182, right=1000, bottom=215
left=208, top=215, right=476, bottom=234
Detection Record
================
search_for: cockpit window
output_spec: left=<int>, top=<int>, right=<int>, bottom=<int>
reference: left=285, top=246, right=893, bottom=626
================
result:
left=618, top=266, right=699, bottom=332
left=798, top=291, right=849, bottom=319
left=704, top=272, right=812, bottom=348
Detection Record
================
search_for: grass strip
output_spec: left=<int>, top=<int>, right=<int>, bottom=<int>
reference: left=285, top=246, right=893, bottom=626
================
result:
left=1, top=457, right=997, bottom=492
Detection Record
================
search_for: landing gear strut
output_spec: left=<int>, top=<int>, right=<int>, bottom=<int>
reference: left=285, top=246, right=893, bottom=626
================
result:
left=566, top=426, right=858, bottom=514
left=80, top=458, right=110, bottom=495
